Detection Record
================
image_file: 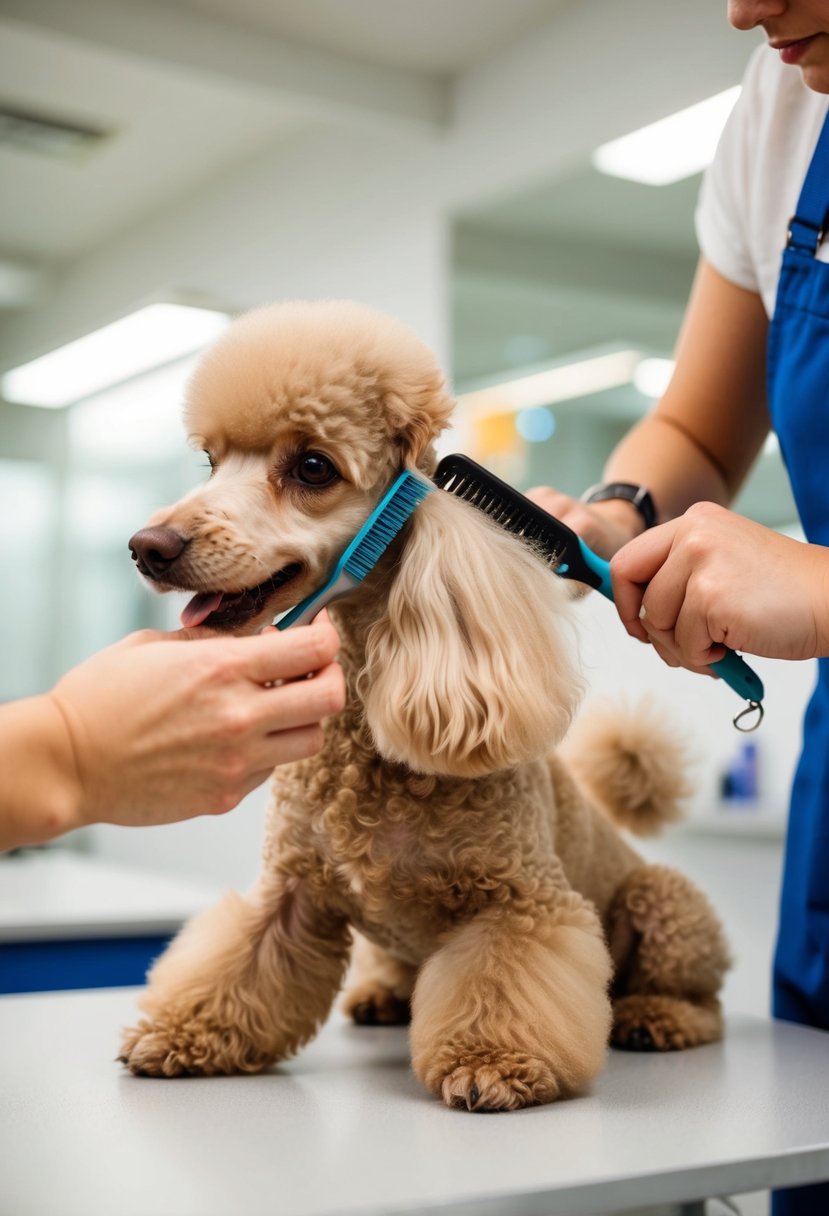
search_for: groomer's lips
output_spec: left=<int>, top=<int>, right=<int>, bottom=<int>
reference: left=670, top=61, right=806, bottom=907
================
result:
left=773, top=34, right=818, bottom=65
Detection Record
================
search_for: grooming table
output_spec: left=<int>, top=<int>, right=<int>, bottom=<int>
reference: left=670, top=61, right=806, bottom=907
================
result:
left=2, top=988, right=828, bottom=1216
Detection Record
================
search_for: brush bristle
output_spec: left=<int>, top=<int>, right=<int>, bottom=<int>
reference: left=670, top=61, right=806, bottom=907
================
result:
left=344, top=474, right=433, bottom=581
left=435, top=459, right=564, bottom=563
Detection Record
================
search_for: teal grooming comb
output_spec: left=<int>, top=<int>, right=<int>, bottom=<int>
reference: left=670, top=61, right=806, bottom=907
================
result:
left=276, top=470, right=433, bottom=629
left=435, top=453, right=764, bottom=730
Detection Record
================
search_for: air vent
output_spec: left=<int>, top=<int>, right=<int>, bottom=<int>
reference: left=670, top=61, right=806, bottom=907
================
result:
left=0, top=103, right=113, bottom=161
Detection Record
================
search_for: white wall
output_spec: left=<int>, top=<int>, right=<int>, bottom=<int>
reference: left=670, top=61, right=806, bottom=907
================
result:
left=86, top=783, right=270, bottom=894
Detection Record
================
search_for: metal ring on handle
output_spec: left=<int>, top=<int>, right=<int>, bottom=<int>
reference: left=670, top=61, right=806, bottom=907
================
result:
left=733, top=700, right=764, bottom=732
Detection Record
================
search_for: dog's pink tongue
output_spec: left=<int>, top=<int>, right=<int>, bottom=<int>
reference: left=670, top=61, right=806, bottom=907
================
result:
left=180, top=592, right=224, bottom=628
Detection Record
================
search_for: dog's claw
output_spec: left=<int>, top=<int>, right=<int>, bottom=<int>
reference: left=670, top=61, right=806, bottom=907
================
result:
left=467, top=1085, right=480, bottom=1110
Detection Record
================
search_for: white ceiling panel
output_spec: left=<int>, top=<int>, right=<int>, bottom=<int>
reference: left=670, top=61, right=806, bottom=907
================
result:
left=0, top=19, right=305, bottom=259
left=145, top=0, right=574, bottom=74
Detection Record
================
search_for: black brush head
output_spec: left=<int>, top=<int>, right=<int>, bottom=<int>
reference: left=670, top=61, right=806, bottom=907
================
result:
left=433, top=453, right=603, bottom=590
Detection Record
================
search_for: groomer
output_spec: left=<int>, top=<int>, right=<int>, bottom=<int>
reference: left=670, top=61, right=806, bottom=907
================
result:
left=531, top=5, right=829, bottom=1212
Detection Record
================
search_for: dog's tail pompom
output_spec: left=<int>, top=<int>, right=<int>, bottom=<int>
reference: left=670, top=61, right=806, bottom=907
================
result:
left=561, top=700, right=692, bottom=836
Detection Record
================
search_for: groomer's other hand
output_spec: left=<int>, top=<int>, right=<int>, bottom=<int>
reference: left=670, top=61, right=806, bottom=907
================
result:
left=611, top=502, right=829, bottom=670
left=526, top=486, right=647, bottom=561
left=48, top=611, right=345, bottom=832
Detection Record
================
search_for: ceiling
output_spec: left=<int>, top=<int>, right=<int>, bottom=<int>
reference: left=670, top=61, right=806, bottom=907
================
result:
left=144, top=0, right=570, bottom=74
left=0, top=0, right=761, bottom=389
left=0, top=0, right=573, bottom=278
left=0, top=18, right=305, bottom=262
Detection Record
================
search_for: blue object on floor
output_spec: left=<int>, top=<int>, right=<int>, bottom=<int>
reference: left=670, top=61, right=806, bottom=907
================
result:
left=0, top=935, right=172, bottom=993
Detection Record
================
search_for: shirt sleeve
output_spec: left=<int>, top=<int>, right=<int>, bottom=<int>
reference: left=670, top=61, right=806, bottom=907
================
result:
left=695, top=47, right=765, bottom=293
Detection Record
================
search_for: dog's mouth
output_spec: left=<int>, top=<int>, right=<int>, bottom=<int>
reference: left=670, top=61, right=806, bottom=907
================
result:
left=180, top=563, right=303, bottom=631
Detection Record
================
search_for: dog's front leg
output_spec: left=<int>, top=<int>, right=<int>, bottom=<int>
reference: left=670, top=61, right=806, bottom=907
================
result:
left=410, top=892, right=612, bottom=1111
left=120, top=875, right=350, bottom=1076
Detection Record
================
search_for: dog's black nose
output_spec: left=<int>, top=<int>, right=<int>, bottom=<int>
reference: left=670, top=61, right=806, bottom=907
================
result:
left=128, top=526, right=188, bottom=580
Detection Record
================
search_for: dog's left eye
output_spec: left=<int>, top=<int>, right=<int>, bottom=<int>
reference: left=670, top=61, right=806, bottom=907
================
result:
left=294, top=452, right=339, bottom=487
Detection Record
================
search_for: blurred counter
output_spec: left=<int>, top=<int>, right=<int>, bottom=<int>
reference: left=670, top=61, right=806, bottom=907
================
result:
left=0, top=848, right=220, bottom=992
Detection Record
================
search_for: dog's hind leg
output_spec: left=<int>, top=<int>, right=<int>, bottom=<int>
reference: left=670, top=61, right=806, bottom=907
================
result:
left=607, top=864, right=731, bottom=1051
left=340, top=932, right=416, bottom=1025
left=119, top=874, right=350, bottom=1076
left=409, top=892, right=612, bottom=1111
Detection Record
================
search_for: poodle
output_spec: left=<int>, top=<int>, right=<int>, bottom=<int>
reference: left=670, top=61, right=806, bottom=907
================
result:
left=121, top=300, right=730, bottom=1110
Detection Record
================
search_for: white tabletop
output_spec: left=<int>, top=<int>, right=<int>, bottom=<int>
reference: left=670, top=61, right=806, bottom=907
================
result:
left=2, top=989, right=829, bottom=1216
left=0, top=850, right=220, bottom=941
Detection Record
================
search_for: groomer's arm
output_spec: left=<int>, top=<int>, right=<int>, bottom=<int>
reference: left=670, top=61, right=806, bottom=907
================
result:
left=528, top=258, right=771, bottom=555
left=0, top=693, right=81, bottom=850
left=0, top=615, right=345, bottom=852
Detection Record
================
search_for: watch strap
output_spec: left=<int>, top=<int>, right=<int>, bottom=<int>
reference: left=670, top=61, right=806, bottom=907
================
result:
left=580, top=482, right=657, bottom=530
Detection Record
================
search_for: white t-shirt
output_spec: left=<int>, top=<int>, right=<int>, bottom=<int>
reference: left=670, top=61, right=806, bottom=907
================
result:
left=695, top=44, right=829, bottom=318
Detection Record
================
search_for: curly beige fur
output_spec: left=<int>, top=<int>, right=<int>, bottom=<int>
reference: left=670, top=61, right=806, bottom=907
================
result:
left=121, top=299, right=731, bottom=1109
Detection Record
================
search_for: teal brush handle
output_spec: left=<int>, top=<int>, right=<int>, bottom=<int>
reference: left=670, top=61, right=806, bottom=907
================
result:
left=577, top=538, right=765, bottom=705
left=576, top=537, right=614, bottom=598
left=276, top=569, right=357, bottom=629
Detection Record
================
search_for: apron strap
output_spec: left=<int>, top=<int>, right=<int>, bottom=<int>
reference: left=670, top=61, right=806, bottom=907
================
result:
left=787, top=109, right=829, bottom=255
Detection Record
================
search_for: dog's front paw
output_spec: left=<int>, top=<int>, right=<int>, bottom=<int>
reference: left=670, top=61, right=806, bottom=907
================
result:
left=427, top=1049, right=561, bottom=1112
left=119, top=1019, right=191, bottom=1077
left=118, top=1017, right=271, bottom=1077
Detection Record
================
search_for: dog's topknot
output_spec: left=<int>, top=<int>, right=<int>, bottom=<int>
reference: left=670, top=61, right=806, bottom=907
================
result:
left=185, top=300, right=454, bottom=476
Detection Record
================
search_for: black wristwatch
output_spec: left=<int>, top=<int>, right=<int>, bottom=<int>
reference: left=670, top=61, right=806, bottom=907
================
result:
left=580, top=482, right=657, bottom=530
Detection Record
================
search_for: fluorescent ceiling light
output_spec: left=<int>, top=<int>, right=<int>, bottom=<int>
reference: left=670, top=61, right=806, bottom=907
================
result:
left=592, top=86, right=741, bottom=186
left=458, top=349, right=643, bottom=417
left=2, top=303, right=230, bottom=408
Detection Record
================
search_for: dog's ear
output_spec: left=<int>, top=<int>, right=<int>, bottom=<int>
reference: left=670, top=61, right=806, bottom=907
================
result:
left=359, top=490, right=584, bottom=778
left=381, top=368, right=454, bottom=468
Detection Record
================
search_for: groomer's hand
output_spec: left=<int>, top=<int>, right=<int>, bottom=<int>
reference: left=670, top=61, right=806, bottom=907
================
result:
left=1, top=613, right=345, bottom=851
left=611, top=502, right=829, bottom=669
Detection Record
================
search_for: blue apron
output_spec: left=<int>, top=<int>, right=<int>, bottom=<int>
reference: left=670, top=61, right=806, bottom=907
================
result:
left=768, top=107, right=829, bottom=1216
